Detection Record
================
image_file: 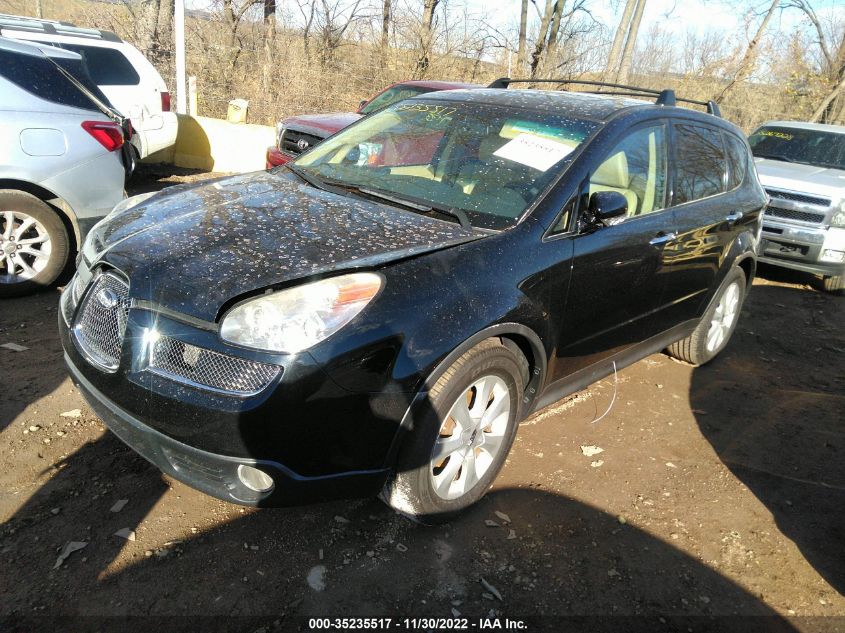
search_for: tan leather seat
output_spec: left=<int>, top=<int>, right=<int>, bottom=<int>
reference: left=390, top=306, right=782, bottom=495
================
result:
left=589, top=152, right=639, bottom=216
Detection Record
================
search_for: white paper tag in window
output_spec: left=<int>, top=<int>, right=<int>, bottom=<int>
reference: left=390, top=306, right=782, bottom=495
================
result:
left=493, top=133, right=574, bottom=171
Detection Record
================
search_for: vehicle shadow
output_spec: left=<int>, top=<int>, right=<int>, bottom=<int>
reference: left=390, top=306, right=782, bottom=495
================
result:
left=689, top=282, right=845, bottom=594
left=2, top=436, right=799, bottom=632
left=0, top=291, right=69, bottom=433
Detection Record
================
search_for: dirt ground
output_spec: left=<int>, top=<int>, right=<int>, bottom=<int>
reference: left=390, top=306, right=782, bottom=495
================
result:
left=1, top=168, right=843, bottom=633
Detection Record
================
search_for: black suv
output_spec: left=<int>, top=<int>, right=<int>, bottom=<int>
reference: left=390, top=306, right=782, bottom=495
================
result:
left=59, top=79, right=766, bottom=519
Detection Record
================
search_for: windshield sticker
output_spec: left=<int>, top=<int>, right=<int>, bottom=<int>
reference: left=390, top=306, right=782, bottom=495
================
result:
left=395, top=103, right=457, bottom=122
left=759, top=130, right=794, bottom=140
left=493, top=133, right=575, bottom=171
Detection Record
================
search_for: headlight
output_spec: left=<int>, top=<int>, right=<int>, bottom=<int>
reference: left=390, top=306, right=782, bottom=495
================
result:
left=219, top=273, right=382, bottom=353
left=108, top=191, right=158, bottom=219
left=831, top=200, right=845, bottom=228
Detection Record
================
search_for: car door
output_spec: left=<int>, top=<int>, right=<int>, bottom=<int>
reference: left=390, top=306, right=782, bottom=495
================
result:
left=661, top=122, right=737, bottom=324
left=550, top=121, right=677, bottom=379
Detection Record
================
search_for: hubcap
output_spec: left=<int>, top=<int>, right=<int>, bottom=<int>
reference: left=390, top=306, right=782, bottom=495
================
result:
left=429, top=375, right=511, bottom=500
left=0, top=211, right=52, bottom=284
left=706, top=281, right=740, bottom=353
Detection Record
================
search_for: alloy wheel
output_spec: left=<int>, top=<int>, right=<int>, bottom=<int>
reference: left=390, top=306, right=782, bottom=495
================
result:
left=429, top=374, right=511, bottom=500
left=706, top=281, right=740, bottom=353
left=0, top=211, right=52, bottom=284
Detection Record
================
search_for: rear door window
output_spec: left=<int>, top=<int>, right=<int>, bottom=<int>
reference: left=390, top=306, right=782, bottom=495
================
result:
left=0, top=48, right=97, bottom=111
left=59, top=44, right=140, bottom=86
left=672, top=124, right=727, bottom=205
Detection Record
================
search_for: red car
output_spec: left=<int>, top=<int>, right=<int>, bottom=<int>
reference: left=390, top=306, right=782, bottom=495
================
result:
left=266, top=80, right=481, bottom=168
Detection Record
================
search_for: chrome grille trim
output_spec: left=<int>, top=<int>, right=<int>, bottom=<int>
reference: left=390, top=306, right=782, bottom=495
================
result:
left=148, top=335, right=280, bottom=396
left=764, top=188, right=831, bottom=208
left=764, top=205, right=827, bottom=225
left=72, top=272, right=131, bottom=372
left=60, top=272, right=90, bottom=326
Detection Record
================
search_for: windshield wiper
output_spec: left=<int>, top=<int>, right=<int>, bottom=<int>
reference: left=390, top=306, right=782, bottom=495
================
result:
left=286, top=167, right=473, bottom=229
left=356, top=187, right=472, bottom=230
left=755, top=153, right=794, bottom=163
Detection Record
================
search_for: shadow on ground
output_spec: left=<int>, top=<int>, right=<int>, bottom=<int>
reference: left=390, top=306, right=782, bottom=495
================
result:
left=690, top=283, right=845, bottom=595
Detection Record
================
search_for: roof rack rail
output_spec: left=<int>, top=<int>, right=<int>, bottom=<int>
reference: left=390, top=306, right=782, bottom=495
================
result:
left=487, top=77, right=722, bottom=118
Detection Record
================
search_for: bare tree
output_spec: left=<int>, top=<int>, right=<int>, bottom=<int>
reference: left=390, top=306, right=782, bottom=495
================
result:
left=529, top=0, right=556, bottom=78
left=382, top=0, right=391, bottom=49
left=605, top=0, right=637, bottom=80
left=716, top=0, right=780, bottom=103
left=414, top=0, right=441, bottom=76
left=616, top=0, right=646, bottom=83
left=516, top=0, right=528, bottom=75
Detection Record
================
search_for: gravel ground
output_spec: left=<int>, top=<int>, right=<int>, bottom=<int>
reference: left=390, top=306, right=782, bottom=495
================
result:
left=0, top=168, right=843, bottom=633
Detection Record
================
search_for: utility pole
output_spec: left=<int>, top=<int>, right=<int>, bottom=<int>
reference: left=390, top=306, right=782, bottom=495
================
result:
left=174, top=0, right=187, bottom=115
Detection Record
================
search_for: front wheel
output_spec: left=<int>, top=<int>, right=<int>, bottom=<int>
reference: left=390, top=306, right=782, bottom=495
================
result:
left=0, top=191, right=70, bottom=298
left=666, top=267, right=746, bottom=366
left=381, top=338, right=527, bottom=522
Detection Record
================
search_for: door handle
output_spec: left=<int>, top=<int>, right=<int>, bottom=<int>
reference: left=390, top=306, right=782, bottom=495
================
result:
left=649, top=231, right=677, bottom=245
left=725, top=211, right=744, bottom=223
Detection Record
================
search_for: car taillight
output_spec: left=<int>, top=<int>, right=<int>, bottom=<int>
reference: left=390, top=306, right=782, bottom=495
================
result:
left=81, top=120, right=124, bottom=152
left=161, top=91, right=171, bottom=112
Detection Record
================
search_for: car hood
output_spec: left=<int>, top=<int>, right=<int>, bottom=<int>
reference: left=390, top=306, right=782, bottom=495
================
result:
left=83, top=170, right=481, bottom=322
left=754, top=158, right=845, bottom=202
left=282, top=112, right=363, bottom=137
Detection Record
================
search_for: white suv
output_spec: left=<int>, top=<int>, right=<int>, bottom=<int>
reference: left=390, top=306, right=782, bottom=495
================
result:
left=0, top=13, right=177, bottom=162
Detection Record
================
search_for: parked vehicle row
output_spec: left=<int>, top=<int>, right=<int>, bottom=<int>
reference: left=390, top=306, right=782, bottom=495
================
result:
left=59, top=79, right=767, bottom=518
left=0, top=36, right=128, bottom=296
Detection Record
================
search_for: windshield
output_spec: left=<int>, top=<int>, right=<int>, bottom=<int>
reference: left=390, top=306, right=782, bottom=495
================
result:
left=749, top=126, right=845, bottom=171
left=293, top=100, right=597, bottom=229
left=359, top=85, right=434, bottom=115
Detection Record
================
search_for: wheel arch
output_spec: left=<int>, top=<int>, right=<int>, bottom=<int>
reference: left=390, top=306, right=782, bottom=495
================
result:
left=383, top=322, right=547, bottom=469
left=0, top=179, right=80, bottom=253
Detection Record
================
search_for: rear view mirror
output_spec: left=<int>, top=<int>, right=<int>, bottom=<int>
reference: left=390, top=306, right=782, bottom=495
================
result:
left=588, top=191, right=628, bottom=223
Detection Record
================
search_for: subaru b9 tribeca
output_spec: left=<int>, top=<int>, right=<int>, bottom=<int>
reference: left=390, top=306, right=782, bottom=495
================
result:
left=59, top=82, right=766, bottom=519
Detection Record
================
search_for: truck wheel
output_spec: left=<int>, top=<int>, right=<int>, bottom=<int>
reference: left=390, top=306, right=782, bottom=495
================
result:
left=381, top=338, right=527, bottom=522
left=822, top=274, right=845, bottom=294
left=0, top=190, right=70, bottom=298
left=666, top=267, right=746, bottom=366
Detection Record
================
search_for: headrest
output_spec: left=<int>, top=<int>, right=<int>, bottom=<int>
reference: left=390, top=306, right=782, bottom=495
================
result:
left=479, top=136, right=507, bottom=161
left=592, top=152, right=630, bottom=188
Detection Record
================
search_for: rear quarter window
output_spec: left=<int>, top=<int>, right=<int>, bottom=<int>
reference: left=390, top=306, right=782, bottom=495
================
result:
left=61, top=44, right=140, bottom=86
left=672, top=124, right=727, bottom=205
left=0, top=48, right=97, bottom=111
left=724, top=133, right=749, bottom=190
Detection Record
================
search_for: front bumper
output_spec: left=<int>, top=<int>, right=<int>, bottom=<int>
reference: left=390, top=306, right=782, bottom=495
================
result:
left=66, top=352, right=389, bottom=506
left=266, top=146, right=293, bottom=169
left=759, top=220, right=845, bottom=277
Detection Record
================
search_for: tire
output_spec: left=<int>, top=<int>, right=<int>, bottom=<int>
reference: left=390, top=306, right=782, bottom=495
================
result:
left=822, top=274, right=845, bottom=294
left=381, top=338, right=528, bottom=522
left=666, top=267, right=746, bottom=366
left=0, top=190, right=70, bottom=298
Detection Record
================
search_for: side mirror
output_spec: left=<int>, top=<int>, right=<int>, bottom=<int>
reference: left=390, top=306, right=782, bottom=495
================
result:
left=358, top=99, right=368, bottom=112
left=588, top=191, right=627, bottom=223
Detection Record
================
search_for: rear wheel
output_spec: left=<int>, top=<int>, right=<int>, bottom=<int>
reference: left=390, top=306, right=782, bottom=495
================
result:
left=666, top=267, right=746, bottom=366
left=822, top=274, right=844, bottom=294
left=381, top=338, right=527, bottom=522
left=0, top=191, right=70, bottom=298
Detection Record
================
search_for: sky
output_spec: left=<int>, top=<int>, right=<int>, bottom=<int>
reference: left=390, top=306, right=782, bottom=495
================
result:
left=466, top=0, right=844, bottom=41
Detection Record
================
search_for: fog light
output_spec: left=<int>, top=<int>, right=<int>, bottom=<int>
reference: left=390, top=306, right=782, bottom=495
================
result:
left=237, top=465, right=274, bottom=493
left=821, top=249, right=845, bottom=263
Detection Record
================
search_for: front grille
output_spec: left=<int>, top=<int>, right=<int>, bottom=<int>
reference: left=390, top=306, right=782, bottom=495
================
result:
left=149, top=335, right=280, bottom=395
left=765, top=189, right=831, bottom=207
left=765, top=205, right=827, bottom=225
left=73, top=272, right=131, bottom=371
left=281, top=129, right=324, bottom=155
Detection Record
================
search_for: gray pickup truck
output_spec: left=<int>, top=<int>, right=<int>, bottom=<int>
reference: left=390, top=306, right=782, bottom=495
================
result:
left=749, top=121, right=845, bottom=293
